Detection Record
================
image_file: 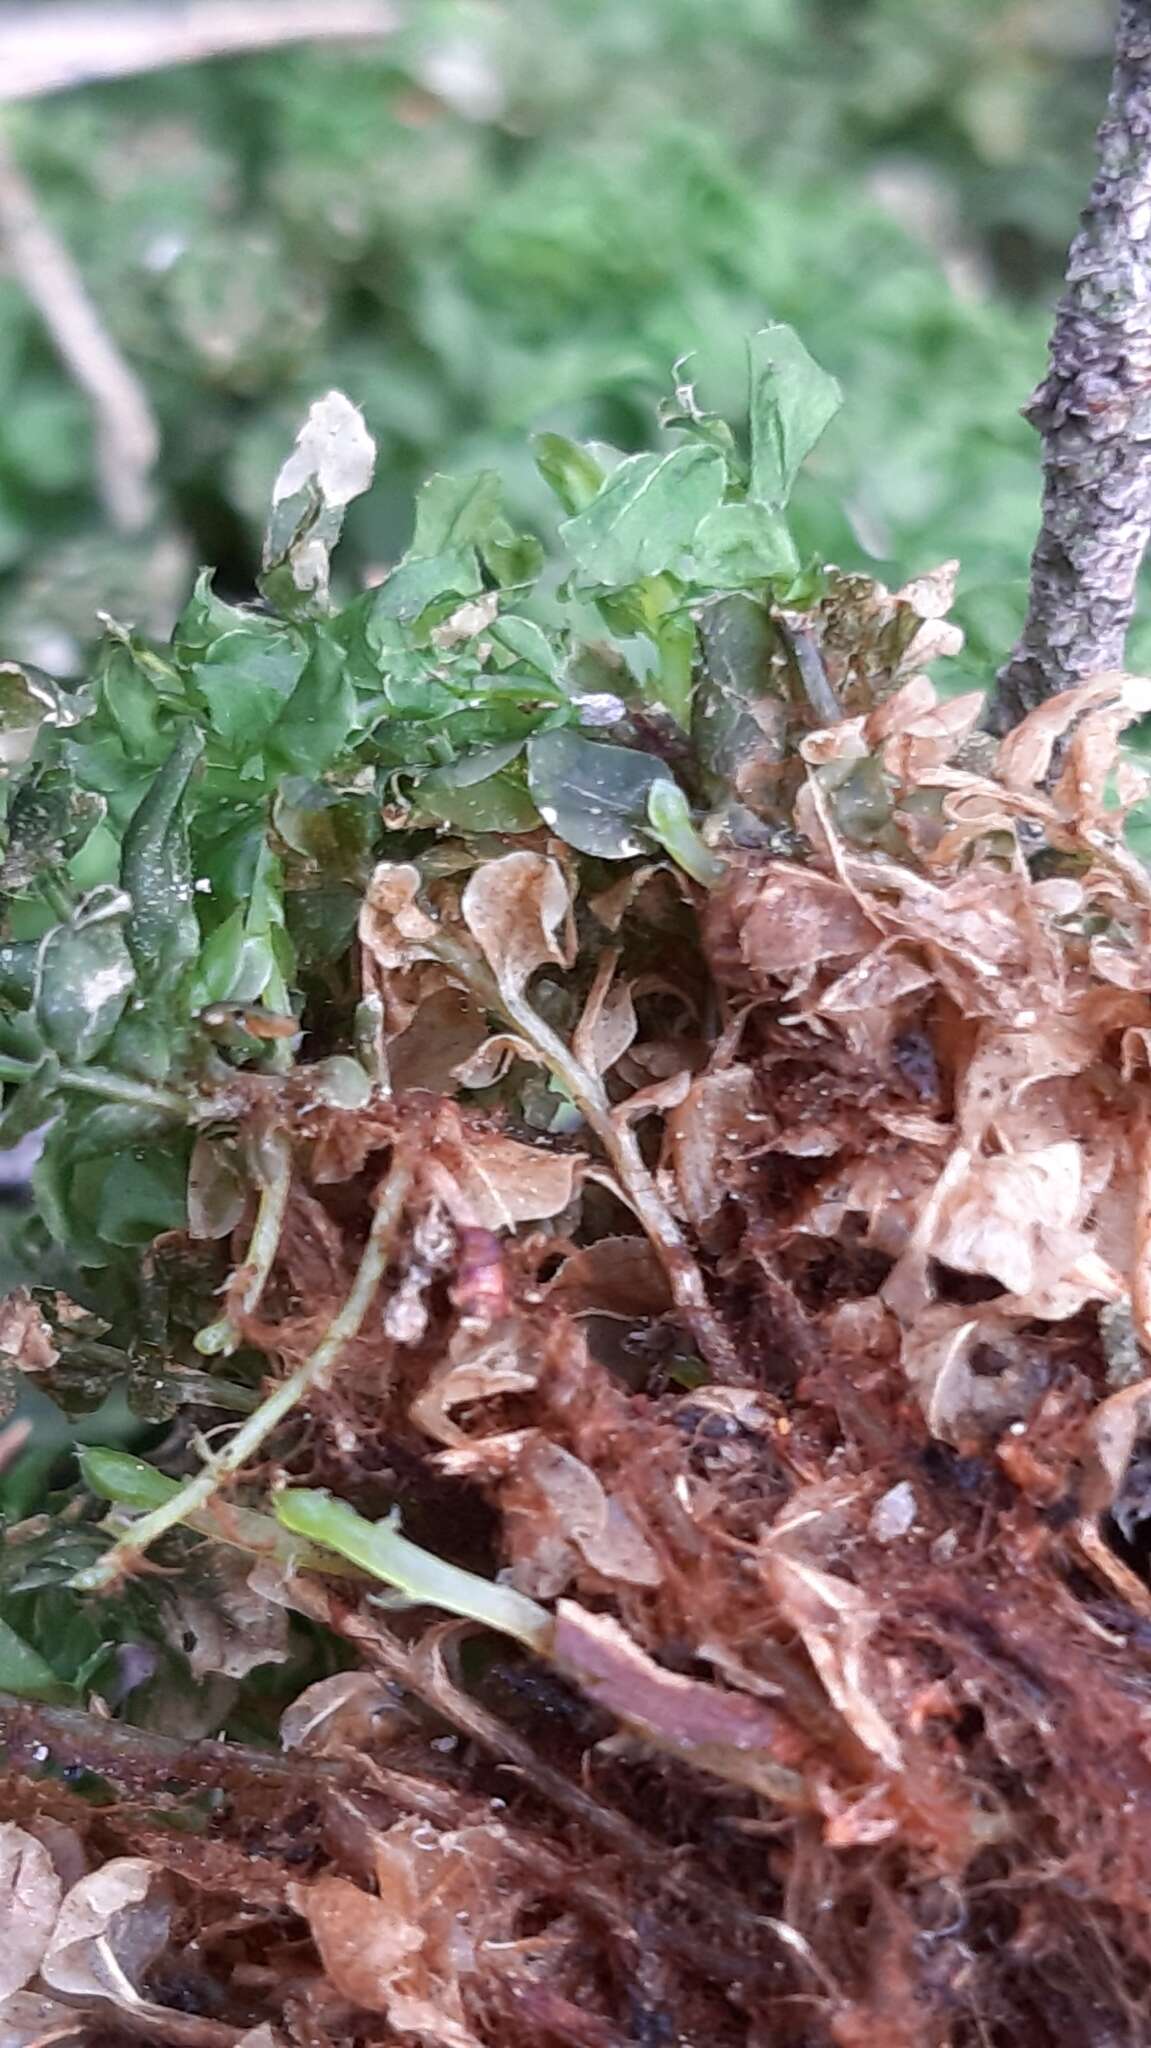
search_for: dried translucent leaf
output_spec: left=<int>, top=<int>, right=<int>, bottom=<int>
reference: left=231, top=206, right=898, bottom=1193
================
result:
left=608, top=1067, right=691, bottom=1128
left=264, top=391, right=376, bottom=606
left=506, top=1437, right=661, bottom=1597
left=734, top=865, right=880, bottom=987
left=926, top=1141, right=1116, bottom=1312
left=451, top=1032, right=541, bottom=1089
left=1077, top=1379, right=1151, bottom=1610
left=0, top=1825, right=61, bottom=1999
left=40, top=1858, right=169, bottom=2005
left=545, top=1237, right=672, bottom=1319
left=760, top=1547, right=901, bottom=1770
left=899, top=1304, right=1053, bottom=1446
left=0, top=1991, right=82, bottom=2048
left=390, top=986, right=492, bottom=1095
left=411, top=1326, right=538, bottom=1447
left=1084, top=1374, right=1151, bottom=1500
left=572, top=949, right=637, bottom=1077
left=460, top=851, right=574, bottom=1001
left=280, top=1672, right=395, bottom=1756
left=0, top=1292, right=57, bottom=1373
left=294, top=1817, right=514, bottom=2046
left=666, top=1066, right=756, bottom=1231
left=186, top=1134, right=247, bottom=1242
left=429, top=592, right=500, bottom=650
left=297, top=1875, right=427, bottom=2023
left=811, top=945, right=934, bottom=1019
left=164, top=1553, right=291, bottom=1682
left=359, top=864, right=441, bottom=974
left=426, top=1116, right=583, bottom=1231
left=996, top=670, right=1151, bottom=795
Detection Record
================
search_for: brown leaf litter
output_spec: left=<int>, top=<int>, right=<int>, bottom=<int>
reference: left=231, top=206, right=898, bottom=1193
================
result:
left=14, top=655, right=1151, bottom=2043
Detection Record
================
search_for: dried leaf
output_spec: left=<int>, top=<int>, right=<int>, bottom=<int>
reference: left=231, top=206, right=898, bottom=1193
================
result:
left=899, top=1304, right=1055, bottom=1446
left=926, top=1141, right=1118, bottom=1313
left=40, top=1858, right=170, bottom=2005
left=666, top=1065, right=756, bottom=1231
left=294, top=1818, right=516, bottom=2046
left=186, top=1134, right=247, bottom=1242
left=0, top=1991, right=82, bottom=2047
left=608, top=1067, right=691, bottom=1128
left=996, top=671, right=1151, bottom=796
left=430, top=592, right=500, bottom=650
left=732, top=865, right=881, bottom=989
left=760, top=1546, right=901, bottom=1771
left=425, top=1113, right=583, bottom=1231
left=1081, top=1377, right=1151, bottom=1522
left=411, top=1325, right=538, bottom=1447
left=280, top=1672, right=396, bottom=1756
left=391, top=986, right=492, bottom=1094
left=0, top=1825, right=61, bottom=1999
left=264, top=391, right=376, bottom=607
left=460, top=851, right=574, bottom=1002
left=164, top=1552, right=291, bottom=1682
left=359, top=863, right=441, bottom=974
left=545, top=1237, right=672, bottom=1319
left=572, top=950, right=637, bottom=1077
left=451, top=1032, right=541, bottom=1089
left=505, top=1436, right=662, bottom=1597
left=0, top=1292, right=57, bottom=1373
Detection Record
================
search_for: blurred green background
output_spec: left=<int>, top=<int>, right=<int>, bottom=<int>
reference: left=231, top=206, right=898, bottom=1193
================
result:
left=0, top=0, right=1120, bottom=689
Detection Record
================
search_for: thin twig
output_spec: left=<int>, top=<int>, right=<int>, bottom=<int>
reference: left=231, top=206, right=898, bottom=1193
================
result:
left=0, top=2, right=399, bottom=102
left=74, top=1149, right=413, bottom=1591
left=0, top=127, right=158, bottom=530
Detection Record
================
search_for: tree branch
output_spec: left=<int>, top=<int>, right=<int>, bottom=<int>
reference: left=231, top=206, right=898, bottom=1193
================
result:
left=987, top=0, right=1151, bottom=733
left=0, top=129, right=160, bottom=531
left=0, top=2, right=399, bottom=101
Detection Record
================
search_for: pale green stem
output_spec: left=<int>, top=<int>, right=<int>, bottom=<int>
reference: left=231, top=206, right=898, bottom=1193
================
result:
left=0, top=1052, right=188, bottom=1117
left=431, top=932, right=736, bottom=1377
left=195, top=1126, right=293, bottom=1356
left=275, top=1489, right=551, bottom=1651
left=73, top=1150, right=414, bottom=1593
left=80, top=1447, right=364, bottom=1580
left=651, top=609, right=696, bottom=729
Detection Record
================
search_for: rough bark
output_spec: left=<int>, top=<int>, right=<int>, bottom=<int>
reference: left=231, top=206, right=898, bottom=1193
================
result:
left=987, top=0, right=1151, bottom=734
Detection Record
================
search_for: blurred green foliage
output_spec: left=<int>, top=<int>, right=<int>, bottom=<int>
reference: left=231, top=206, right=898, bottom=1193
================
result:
left=0, top=0, right=1122, bottom=684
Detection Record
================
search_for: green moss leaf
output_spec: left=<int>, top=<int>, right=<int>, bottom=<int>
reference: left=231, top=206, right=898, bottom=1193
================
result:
left=0, top=1613, right=71, bottom=1701
left=193, top=627, right=308, bottom=758
left=526, top=727, right=673, bottom=857
left=748, top=324, right=842, bottom=508
left=687, top=501, right=800, bottom=588
left=120, top=723, right=203, bottom=993
left=34, top=888, right=135, bottom=1064
left=532, top=432, right=606, bottom=516
left=560, top=445, right=726, bottom=588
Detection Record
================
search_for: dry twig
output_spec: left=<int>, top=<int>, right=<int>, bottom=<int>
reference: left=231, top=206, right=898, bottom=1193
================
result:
left=0, top=1, right=399, bottom=102
left=0, top=128, right=159, bottom=530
